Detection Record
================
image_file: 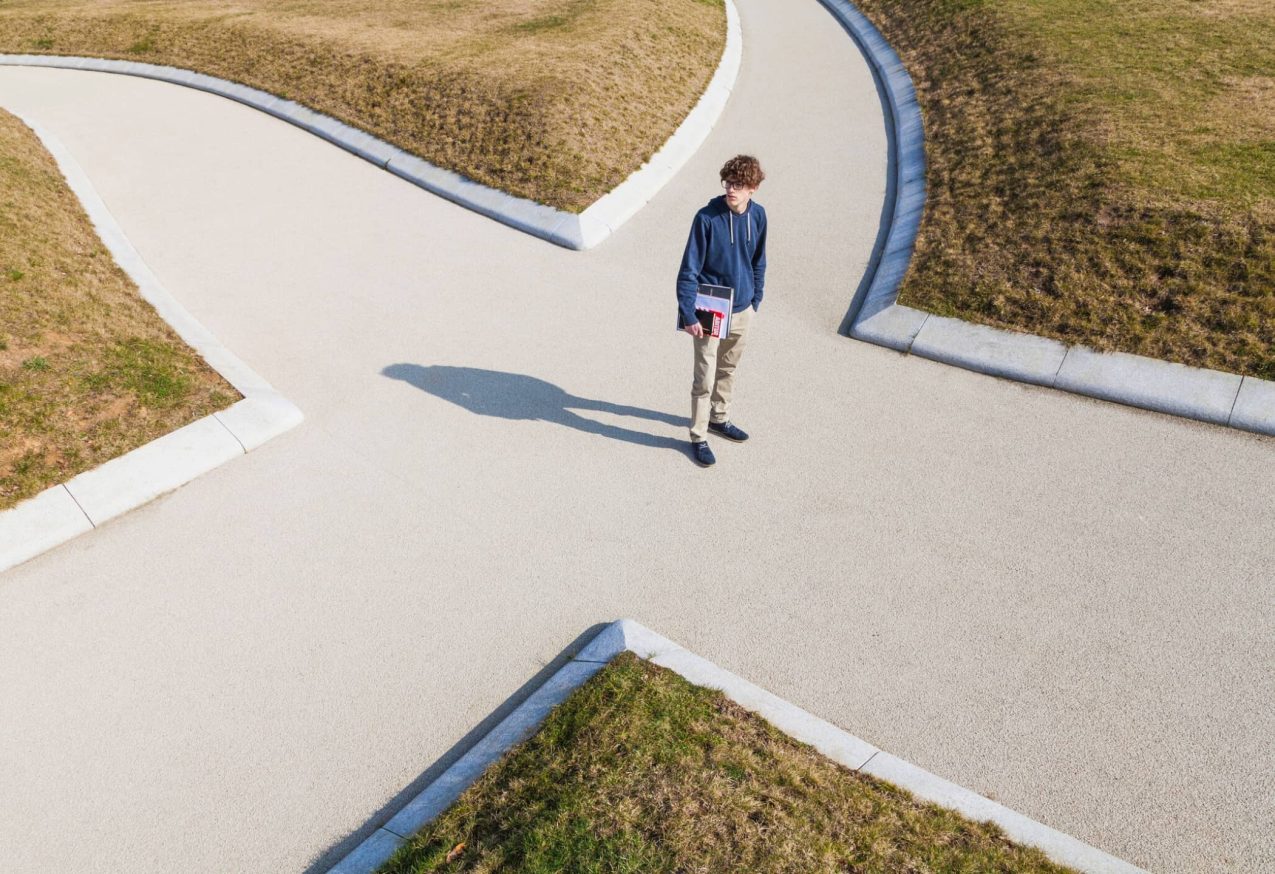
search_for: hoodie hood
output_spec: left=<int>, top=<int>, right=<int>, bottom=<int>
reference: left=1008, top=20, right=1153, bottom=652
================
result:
left=707, top=195, right=754, bottom=245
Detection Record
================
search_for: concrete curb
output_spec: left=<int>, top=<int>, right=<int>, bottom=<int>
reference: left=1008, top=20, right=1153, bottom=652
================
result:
left=912, top=315, right=1069, bottom=388
left=817, top=0, right=925, bottom=332
left=0, top=2, right=740, bottom=251
left=0, top=117, right=302, bottom=575
left=823, top=0, right=1275, bottom=437
left=1054, top=346, right=1243, bottom=427
left=1230, top=376, right=1275, bottom=435
left=326, top=619, right=1146, bottom=874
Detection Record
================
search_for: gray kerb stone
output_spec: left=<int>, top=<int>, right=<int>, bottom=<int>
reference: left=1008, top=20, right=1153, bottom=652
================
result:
left=324, top=619, right=1146, bottom=874
left=64, top=416, right=244, bottom=527
left=819, top=0, right=926, bottom=339
left=1230, top=376, right=1275, bottom=435
left=849, top=304, right=929, bottom=352
left=911, top=316, right=1068, bottom=387
left=1055, top=346, right=1243, bottom=426
left=327, top=829, right=405, bottom=874
left=0, top=486, right=92, bottom=573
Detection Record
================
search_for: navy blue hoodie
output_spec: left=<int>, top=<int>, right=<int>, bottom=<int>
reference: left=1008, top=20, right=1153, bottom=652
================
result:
left=676, top=195, right=767, bottom=328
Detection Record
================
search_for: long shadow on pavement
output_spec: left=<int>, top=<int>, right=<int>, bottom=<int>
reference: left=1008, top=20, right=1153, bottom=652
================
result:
left=383, top=364, right=688, bottom=454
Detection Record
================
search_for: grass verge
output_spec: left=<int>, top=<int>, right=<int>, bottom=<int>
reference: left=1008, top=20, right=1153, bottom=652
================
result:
left=853, top=0, right=1274, bottom=379
left=0, top=0, right=726, bottom=213
left=379, top=652, right=1077, bottom=873
left=0, top=107, right=238, bottom=511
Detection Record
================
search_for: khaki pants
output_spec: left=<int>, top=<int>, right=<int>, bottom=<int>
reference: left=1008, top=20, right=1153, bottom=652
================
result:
left=690, top=305, right=753, bottom=441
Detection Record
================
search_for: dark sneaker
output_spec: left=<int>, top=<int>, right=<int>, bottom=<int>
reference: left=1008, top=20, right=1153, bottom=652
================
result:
left=691, top=440, right=716, bottom=467
left=708, top=420, right=749, bottom=442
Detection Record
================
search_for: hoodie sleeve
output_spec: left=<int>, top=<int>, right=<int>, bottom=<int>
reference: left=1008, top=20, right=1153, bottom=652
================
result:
left=751, top=211, right=767, bottom=311
left=676, top=213, right=708, bottom=328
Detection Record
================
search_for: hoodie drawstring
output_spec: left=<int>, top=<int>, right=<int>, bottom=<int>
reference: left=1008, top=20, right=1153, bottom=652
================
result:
left=728, top=205, right=752, bottom=245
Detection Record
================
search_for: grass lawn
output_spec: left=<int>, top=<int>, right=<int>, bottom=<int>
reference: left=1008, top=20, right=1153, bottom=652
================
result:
left=0, top=0, right=726, bottom=213
left=379, top=652, right=1077, bottom=873
left=853, top=0, right=1275, bottom=379
left=0, top=108, right=237, bottom=511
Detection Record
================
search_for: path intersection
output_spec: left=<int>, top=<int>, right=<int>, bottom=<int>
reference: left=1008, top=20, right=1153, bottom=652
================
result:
left=0, top=1, right=1271, bottom=872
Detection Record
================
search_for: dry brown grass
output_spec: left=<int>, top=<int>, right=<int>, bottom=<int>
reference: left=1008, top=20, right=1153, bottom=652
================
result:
left=0, top=0, right=726, bottom=212
left=0, top=108, right=237, bottom=510
left=380, top=652, right=1078, bottom=873
left=853, top=0, right=1275, bottom=379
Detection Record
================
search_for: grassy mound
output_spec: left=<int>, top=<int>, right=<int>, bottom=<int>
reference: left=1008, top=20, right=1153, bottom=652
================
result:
left=0, top=108, right=237, bottom=510
left=0, top=0, right=726, bottom=213
left=380, top=652, right=1076, bottom=873
left=857, top=0, right=1274, bottom=379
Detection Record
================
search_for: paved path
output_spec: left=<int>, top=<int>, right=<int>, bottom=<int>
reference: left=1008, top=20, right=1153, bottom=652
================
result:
left=1, top=1, right=1271, bottom=871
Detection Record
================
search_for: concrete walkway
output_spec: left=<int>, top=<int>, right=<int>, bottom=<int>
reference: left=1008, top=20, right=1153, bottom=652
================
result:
left=0, top=1, right=1270, bottom=872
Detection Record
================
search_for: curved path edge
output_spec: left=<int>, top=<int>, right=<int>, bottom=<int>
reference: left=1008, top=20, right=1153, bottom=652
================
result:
left=0, top=1, right=740, bottom=251
left=0, top=115, right=303, bottom=575
left=825, top=0, right=1275, bottom=437
left=328, top=619, right=1147, bottom=874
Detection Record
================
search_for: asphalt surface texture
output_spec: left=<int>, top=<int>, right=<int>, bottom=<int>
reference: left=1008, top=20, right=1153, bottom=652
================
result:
left=1, top=0, right=1272, bottom=871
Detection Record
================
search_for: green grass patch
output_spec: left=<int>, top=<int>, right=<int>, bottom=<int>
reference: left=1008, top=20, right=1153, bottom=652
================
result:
left=380, top=653, right=1077, bottom=874
left=852, top=0, right=1275, bottom=379
left=86, top=338, right=194, bottom=409
left=126, top=32, right=155, bottom=54
left=510, top=15, right=572, bottom=35
left=0, top=0, right=726, bottom=213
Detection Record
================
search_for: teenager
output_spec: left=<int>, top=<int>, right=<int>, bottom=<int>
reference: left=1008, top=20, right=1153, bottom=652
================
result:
left=675, top=155, right=768, bottom=467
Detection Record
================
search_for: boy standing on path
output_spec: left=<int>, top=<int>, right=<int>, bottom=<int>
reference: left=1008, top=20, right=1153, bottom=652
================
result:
left=676, top=155, right=768, bottom=467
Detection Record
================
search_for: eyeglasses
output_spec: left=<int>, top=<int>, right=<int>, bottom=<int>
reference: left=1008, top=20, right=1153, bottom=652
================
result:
left=722, top=180, right=750, bottom=191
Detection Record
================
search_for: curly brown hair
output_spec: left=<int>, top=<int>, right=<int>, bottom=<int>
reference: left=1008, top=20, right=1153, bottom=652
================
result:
left=719, top=154, right=765, bottom=189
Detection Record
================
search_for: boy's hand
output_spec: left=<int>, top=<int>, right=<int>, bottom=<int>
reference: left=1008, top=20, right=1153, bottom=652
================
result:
left=684, top=322, right=704, bottom=338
